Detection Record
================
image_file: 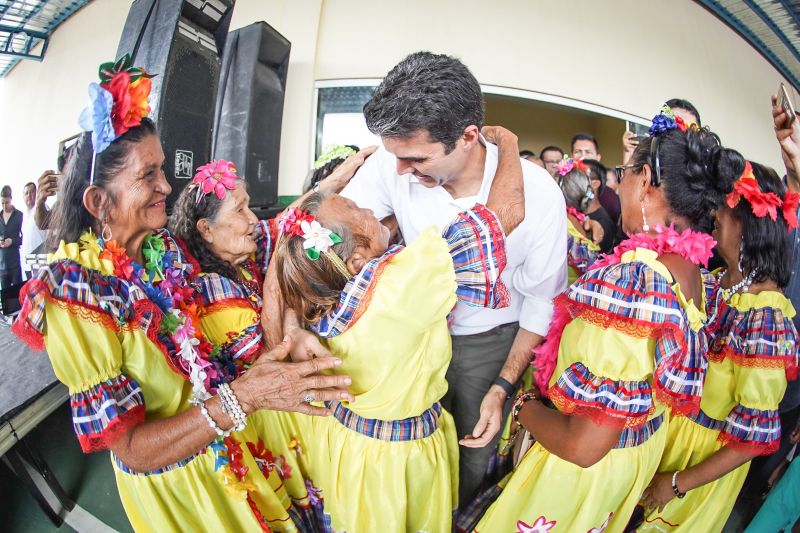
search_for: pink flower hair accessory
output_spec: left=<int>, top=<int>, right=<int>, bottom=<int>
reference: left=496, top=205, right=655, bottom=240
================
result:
left=556, top=155, right=589, bottom=177
left=192, top=160, right=240, bottom=203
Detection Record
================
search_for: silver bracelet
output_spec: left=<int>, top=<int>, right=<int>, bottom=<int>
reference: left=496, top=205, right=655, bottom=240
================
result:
left=218, top=383, right=247, bottom=432
left=198, top=400, right=231, bottom=437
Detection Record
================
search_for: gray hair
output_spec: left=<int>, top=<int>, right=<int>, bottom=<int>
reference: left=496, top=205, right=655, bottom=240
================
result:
left=560, top=168, right=595, bottom=213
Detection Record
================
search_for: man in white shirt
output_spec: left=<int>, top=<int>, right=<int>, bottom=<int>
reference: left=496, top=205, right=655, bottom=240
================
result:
left=21, top=181, right=46, bottom=279
left=341, top=51, right=567, bottom=504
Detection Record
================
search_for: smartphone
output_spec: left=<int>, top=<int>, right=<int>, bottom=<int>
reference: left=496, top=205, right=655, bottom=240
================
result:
left=626, top=120, right=648, bottom=143
left=779, top=83, right=797, bottom=125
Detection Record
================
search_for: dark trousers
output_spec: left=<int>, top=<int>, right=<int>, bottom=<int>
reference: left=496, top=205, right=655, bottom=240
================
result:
left=0, top=266, right=21, bottom=290
left=442, top=322, right=518, bottom=507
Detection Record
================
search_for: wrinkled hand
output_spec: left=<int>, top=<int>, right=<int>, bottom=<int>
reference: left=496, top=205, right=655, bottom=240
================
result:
left=584, top=219, right=604, bottom=245
left=481, top=125, right=518, bottom=146
left=772, top=94, right=800, bottom=183
left=285, top=326, right=334, bottom=362
left=641, top=472, right=676, bottom=513
left=37, top=170, right=58, bottom=205
left=320, top=145, right=379, bottom=193
left=459, top=386, right=505, bottom=448
left=231, top=336, right=354, bottom=416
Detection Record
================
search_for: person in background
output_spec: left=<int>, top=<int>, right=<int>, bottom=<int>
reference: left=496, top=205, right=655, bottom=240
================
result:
left=571, top=132, right=602, bottom=161
left=20, top=181, right=47, bottom=279
left=623, top=98, right=702, bottom=165
left=571, top=134, right=620, bottom=223
left=556, top=157, right=601, bottom=284
left=575, top=159, right=617, bottom=253
left=520, top=149, right=544, bottom=169
left=0, top=185, right=23, bottom=290
left=540, top=145, right=565, bottom=178
left=606, top=165, right=619, bottom=192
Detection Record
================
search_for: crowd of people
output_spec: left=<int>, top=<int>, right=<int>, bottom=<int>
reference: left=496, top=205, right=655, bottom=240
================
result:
left=9, top=49, right=800, bottom=533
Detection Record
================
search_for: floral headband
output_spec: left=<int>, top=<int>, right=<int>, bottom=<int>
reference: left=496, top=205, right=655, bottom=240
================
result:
left=192, top=160, right=240, bottom=204
left=556, top=155, right=589, bottom=177
left=278, top=207, right=352, bottom=279
left=726, top=161, right=799, bottom=230
left=79, top=54, right=154, bottom=155
left=648, top=104, right=698, bottom=136
left=314, top=145, right=356, bottom=169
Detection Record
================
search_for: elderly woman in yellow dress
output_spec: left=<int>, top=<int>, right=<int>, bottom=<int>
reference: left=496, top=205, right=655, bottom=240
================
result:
left=13, top=56, right=352, bottom=532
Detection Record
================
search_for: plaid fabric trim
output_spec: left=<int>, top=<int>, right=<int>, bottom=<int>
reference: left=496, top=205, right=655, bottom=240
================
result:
left=222, top=322, right=263, bottom=365
left=549, top=361, right=653, bottom=427
left=721, top=405, right=781, bottom=450
left=253, top=219, right=274, bottom=276
left=565, top=260, right=707, bottom=415
left=444, top=205, right=509, bottom=308
left=312, top=245, right=404, bottom=338
left=710, top=299, right=799, bottom=380
left=690, top=408, right=726, bottom=432
left=615, top=413, right=665, bottom=449
left=71, top=375, right=146, bottom=452
left=196, top=272, right=251, bottom=306
left=567, top=231, right=599, bottom=277
left=328, top=401, right=442, bottom=441
left=113, top=450, right=198, bottom=475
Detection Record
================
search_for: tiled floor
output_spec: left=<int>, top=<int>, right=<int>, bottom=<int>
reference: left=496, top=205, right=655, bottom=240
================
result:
left=1, top=405, right=132, bottom=532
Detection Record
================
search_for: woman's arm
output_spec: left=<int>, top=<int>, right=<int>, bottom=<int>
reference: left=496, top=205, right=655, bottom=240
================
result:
left=110, top=338, right=353, bottom=472
left=516, top=396, right=622, bottom=468
left=482, top=126, right=525, bottom=235
left=642, top=446, right=755, bottom=512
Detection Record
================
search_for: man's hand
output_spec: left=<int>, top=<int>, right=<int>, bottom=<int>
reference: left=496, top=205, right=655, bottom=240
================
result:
left=772, top=94, right=800, bottom=191
left=36, top=170, right=58, bottom=206
left=584, top=218, right=604, bottom=245
left=284, top=326, right=335, bottom=362
left=459, top=386, right=505, bottom=448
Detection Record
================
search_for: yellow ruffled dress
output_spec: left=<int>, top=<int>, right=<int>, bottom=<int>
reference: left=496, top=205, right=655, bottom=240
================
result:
left=639, top=290, right=798, bottom=532
left=12, top=230, right=306, bottom=532
left=475, top=248, right=711, bottom=533
left=303, top=206, right=509, bottom=532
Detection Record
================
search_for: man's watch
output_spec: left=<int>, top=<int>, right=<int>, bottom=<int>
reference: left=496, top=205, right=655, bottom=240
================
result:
left=492, top=376, right=516, bottom=399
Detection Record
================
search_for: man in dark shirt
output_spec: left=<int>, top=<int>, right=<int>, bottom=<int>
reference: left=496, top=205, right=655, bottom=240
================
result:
left=0, top=185, right=23, bottom=290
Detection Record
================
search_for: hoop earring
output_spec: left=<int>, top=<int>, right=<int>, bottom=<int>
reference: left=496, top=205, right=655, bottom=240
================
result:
left=738, top=241, right=745, bottom=273
left=101, top=220, right=112, bottom=242
left=641, top=201, right=650, bottom=232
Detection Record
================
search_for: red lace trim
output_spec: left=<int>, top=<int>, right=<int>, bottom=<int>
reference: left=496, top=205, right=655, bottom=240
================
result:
left=76, top=404, right=145, bottom=453
left=717, top=432, right=779, bottom=456
left=548, top=383, right=652, bottom=429
left=709, top=345, right=795, bottom=374
left=204, top=298, right=258, bottom=316
left=246, top=494, right=273, bottom=532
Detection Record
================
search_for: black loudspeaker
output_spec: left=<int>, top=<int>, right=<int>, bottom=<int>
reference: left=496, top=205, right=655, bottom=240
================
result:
left=213, top=21, right=290, bottom=209
left=116, top=0, right=235, bottom=207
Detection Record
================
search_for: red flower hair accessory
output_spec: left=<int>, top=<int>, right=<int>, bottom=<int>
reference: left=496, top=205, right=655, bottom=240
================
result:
left=726, top=161, right=783, bottom=221
left=192, top=160, right=240, bottom=203
left=278, top=207, right=316, bottom=237
left=784, top=190, right=800, bottom=230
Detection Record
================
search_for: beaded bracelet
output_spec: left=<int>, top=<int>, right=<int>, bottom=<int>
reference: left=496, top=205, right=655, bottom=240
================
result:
left=218, top=383, right=247, bottom=432
left=512, top=390, right=538, bottom=425
left=198, top=400, right=232, bottom=437
left=671, top=471, right=686, bottom=499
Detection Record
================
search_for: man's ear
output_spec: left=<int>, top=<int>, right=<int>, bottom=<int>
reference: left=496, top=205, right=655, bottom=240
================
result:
left=82, top=185, right=106, bottom=221
left=196, top=218, right=214, bottom=244
left=461, top=124, right=480, bottom=147
left=345, top=249, right=367, bottom=276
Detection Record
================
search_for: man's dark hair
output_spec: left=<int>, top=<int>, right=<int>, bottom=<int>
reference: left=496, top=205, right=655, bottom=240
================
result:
left=24, top=182, right=36, bottom=190
left=363, top=51, right=484, bottom=153
left=1, top=186, right=11, bottom=198
left=519, top=150, right=536, bottom=158
left=540, top=146, right=564, bottom=159
left=571, top=133, right=599, bottom=153
left=665, top=98, right=701, bottom=126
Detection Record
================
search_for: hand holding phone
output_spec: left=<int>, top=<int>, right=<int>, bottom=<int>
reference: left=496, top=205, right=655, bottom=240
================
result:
left=779, top=83, right=797, bottom=126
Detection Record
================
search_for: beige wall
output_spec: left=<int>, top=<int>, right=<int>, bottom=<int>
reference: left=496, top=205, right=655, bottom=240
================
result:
left=0, top=0, right=792, bottom=201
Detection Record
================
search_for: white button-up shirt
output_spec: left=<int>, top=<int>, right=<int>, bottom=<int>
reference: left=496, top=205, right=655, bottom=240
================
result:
left=341, top=140, right=567, bottom=336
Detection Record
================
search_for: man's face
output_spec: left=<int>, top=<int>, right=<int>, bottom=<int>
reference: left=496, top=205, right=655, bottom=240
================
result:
left=382, top=129, right=471, bottom=188
left=23, top=185, right=35, bottom=209
left=572, top=140, right=600, bottom=161
left=541, top=150, right=563, bottom=178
